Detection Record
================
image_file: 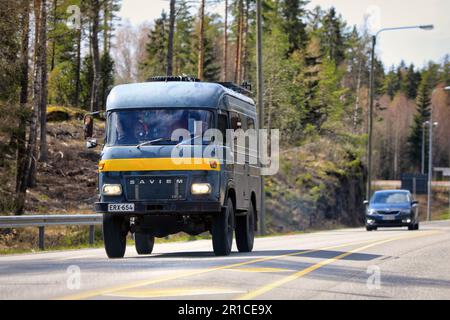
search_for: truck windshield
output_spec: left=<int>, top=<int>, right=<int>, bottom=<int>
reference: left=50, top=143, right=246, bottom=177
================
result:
left=107, top=109, right=213, bottom=146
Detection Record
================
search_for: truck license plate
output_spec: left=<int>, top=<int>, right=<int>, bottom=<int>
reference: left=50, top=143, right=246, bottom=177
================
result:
left=108, top=204, right=135, bottom=213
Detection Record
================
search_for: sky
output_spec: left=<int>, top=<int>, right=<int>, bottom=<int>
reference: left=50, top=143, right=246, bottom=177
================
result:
left=119, top=0, right=450, bottom=69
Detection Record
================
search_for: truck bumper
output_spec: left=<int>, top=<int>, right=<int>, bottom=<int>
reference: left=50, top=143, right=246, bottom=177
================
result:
left=95, top=201, right=222, bottom=215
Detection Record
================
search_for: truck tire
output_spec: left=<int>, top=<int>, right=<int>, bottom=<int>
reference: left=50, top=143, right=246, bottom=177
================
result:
left=103, top=214, right=127, bottom=259
left=212, top=198, right=234, bottom=256
left=236, top=204, right=255, bottom=253
left=135, top=233, right=155, bottom=255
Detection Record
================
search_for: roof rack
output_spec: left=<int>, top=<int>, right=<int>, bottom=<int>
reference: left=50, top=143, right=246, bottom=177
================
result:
left=218, top=81, right=253, bottom=96
left=147, top=75, right=200, bottom=83
left=147, top=75, right=253, bottom=97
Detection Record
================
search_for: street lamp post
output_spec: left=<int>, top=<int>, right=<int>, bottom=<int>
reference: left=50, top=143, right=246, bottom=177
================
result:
left=256, top=0, right=266, bottom=235
left=427, top=108, right=436, bottom=221
left=367, top=24, right=434, bottom=201
left=422, top=122, right=427, bottom=175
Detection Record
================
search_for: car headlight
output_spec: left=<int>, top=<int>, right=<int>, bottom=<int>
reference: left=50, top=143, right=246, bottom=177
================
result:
left=400, top=209, right=412, bottom=214
left=367, top=209, right=376, bottom=216
left=102, top=184, right=123, bottom=196
left=192, top=183, right=212, bottom=195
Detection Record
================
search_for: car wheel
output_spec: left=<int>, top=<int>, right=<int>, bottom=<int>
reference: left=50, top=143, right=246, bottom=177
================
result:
left=103, top=214, right=127, bottom=259
left=212, top=198, right=235, bottom=256
left=134, top=233, right=155, bottom=255
left=415, top=223, right=420, bottom=230
left=408, top=224, right=415, bottom=231
left=366, top=226, right=373, bottom=231
left=236, top=203, right=255, bottom=253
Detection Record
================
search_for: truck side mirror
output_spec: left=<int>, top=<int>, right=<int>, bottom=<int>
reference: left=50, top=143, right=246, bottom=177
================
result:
left=84, top=115, right=94, bottom=140
left=86, top=139, right=98, bottom=149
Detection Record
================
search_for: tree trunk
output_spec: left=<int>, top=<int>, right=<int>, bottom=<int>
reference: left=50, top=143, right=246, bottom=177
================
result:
left=27, top=0, right=42, bottom=189
left=50, top=0, right=57, bottom=71
left=241, top=0, right=249, bottom=81
left=234, top=0, right=243, bottom=84
left=90, top=0, right=101, bottom=112
left=103, top=0, right=109, bottom=54
left=222, top=0, right=228, bottom=82
left=22, top=0, right=45, bottom=191
left=74, top=26, right=82, bottom=107
left=167, top=0, right=176, bottom=76
left=197, top=0, right=205, bottom=80
left=15, top=0, right=31, bottom=214
left=39, top=0, right=48, bottom=162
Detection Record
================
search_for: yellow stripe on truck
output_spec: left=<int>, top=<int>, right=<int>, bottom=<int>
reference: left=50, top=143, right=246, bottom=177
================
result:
left=99, top=158, right=221, bottom=172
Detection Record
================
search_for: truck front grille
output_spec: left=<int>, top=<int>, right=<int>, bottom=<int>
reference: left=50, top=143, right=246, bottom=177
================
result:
left=125, top=176, right=187, bottom=201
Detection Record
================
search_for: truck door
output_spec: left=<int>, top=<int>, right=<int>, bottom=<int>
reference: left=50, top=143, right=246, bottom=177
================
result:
left=230, top=112, right=248, bottom=210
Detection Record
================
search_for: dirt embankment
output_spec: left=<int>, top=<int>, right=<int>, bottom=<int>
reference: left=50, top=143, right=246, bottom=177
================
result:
left=25, top=120, right=103, bottom=214
left=266, top=138, right=366, bottom=233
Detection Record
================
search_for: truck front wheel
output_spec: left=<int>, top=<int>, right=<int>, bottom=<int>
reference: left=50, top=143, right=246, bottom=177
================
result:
left=134, top=233, right=155, bottom=255
left=103, top=214, right=127, bottom=259
left=212, top=198, right=235, bottom=256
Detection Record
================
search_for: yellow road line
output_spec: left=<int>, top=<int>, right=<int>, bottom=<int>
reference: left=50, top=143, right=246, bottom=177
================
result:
left=104, top=287, right=244, bottom=299
left=236, top=231, right=439, bottom=300
left=226, top=267, right=293, bottom=273
left=58, top=237, right=396, bottom=300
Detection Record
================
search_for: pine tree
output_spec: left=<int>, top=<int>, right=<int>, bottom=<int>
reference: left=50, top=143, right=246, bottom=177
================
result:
left=319, top=7, right=346, bottom=66
left=196, top=14, right=221, bottom=82
left=383, top=66, right=401, bottom=99
left=281, top=0, right=308, bottom=55
left=404, top=64, right=421, bottom=100
left=407, top=72, right=432, bottom=169
left=173, top=0, right=196, bottom=75
left=140, top=12, right=169, bottom=78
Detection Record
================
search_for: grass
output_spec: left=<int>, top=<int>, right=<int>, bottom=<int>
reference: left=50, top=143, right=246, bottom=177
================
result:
left=435, top=209, right=450, bottom=221
left=0, top=227, right=338, bottom=256
left=0, top=242, right=105, bottom=256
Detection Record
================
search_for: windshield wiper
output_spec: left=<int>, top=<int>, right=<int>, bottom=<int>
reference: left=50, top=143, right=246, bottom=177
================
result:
left=137, top=138, right=175, bottom=149
left=176, top=135, right=206, bottom=148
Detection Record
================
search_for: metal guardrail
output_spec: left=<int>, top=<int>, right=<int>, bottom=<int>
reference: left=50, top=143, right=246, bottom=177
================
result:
left=0, top=215, right=103, bottom=251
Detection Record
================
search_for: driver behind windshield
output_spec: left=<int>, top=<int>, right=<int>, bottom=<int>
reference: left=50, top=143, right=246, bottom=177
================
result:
left=116, top=113, right=140, bottom=145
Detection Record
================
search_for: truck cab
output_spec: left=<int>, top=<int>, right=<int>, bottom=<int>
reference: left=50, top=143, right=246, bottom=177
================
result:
left=85, top=78, right=261, bottom=258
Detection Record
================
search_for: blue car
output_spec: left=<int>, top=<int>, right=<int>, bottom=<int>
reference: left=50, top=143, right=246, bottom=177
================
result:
left=364, top=190, right=419, bottom=231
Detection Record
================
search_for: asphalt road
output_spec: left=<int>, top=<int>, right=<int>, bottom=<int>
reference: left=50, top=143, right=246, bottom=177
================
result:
left=1, top=220, right=450, bottom=300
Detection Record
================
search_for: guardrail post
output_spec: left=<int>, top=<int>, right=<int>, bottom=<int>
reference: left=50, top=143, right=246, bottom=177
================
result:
left=89, top=225, right=95, bottom=245
left=38, top=226, right=45, bottom=251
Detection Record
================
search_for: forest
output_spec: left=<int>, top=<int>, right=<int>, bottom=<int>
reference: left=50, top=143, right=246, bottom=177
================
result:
left=0, top=0, right=449, bottom=227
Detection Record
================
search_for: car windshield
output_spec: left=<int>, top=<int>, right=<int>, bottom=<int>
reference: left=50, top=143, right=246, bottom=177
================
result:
left=371, top=192, right=410, bottom=204
left=107, top=109, right=213, bottom=146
